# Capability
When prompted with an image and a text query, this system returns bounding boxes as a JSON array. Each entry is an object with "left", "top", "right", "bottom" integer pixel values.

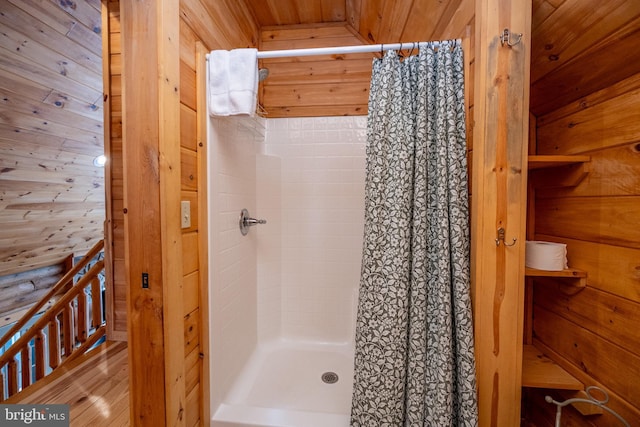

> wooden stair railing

[{"left": 0, "top": 240, "right": 106, "bottom": 401}]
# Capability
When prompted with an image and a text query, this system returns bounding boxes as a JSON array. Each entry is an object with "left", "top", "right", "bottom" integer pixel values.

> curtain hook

[
  {"left": 380, "top": 43, "right": 384, "bottom": 57},
  {"left": 408, "top": 42, "right": 416, "bottom": 57}
]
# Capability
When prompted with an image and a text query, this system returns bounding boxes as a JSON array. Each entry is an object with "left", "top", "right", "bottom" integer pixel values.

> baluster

[
  {"left": 20, "top": 345, "right": 31, "bottom": 389},
  {"left": 7, "top": 359, "right": 18, "bottom": 397},
  {"left": 90, "top": 277, "right": 102, "bottom": 327},
  {"left": 77, "top": 290, "right": 88, "bottom": 343},
  {"left": 48, "top": 318, "right": 61, "bottom": 369},
  {"left": 34, "top": 331, "right": 46, "bottom": 381},
  {"left": 0, "top": 371, "right": 4, "bottom": 402},
  {"left": 63, "top": 303, "right": 74, "bottom": 357}
]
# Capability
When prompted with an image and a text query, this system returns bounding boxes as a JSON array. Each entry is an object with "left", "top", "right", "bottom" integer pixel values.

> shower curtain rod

[{"left": 254, "top": 41, "right": 440, "bottom": 59}]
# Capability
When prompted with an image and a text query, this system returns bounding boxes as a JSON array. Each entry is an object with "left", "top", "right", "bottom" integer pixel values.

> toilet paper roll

[{"left": 525, "top": 241, "right": 568, "bottom": 271}]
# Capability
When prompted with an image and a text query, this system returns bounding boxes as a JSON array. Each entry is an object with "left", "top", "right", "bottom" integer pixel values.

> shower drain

[{"left": 321, "top": 371, "right": 339, "bottom": 384}]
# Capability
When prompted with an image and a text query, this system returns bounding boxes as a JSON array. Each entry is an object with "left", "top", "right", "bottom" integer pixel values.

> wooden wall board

[
  {"left": 185, "top": 345, "right": 200, "bottom": 394},
  {"left": 245, "top": 0, "right": 345, "bottom": 27},
  {"left": 259, "top": 23, "right": 369, "bottom": 117},
  {"left": 533, "top": 234, "right": 640, "bottom": 303},
  {"left": 534, "top": 285, "right": 640, "bottom": 358},
  {"left": 534, "top": 306, "right": 640, "bottom": 411},
  {"left": 402, "top": 0, "right": 464, "bottom": 42},
  {"left": 530, "top": 11, "right": 640, "bottom": 116},
  {"left": 103, "top": 0, "right": 125, "bottom": 342},
  {"left": 536, "top": 72, "right": 640, "bottom": 127},
  {"left": 537, "top": 87, "right": 640, "bottom": 156},
  {"left": 264, "top": 105, "right": 367, "bottom": 117},
  {"left": 535, "top": 196, "right": 640, "bottom": 249},
  {"left": 182, "top": 232, "right": 199, "bottom": 277},
  {"left": 0, "top": 90, "right": 103, "bottom": 135},
  {"left": 180, "top": 60, "right": 197, "bottom": 111},
  {"left": 0, "top": 47, "right": 101, "bottom": 104},
  {"left": 5, "top": 0, "right": 76, "bottom": 36},
  {"left": 184, "top": 308, "right": 199, "bottom": 357},
  {"left": 203, "top": 0, "right": 258, "bottom": 46},
  {"left": 0, "top": 0, "right": 105, "bottom": 278},
  {"left": 0, "top": 69, "right": 51, "bottom": 105},
  {"left": 183, "top": 271, "right": 199, "bottom": 317},
  {"left": 180, "top": 19, "right": 198, "bottom": 70},
  {"left": 185, "top": 384, "right": 200, "bottom": 427},
  {"left": 181, "top": 148, "right": 198, "bottom": 192},
  {"left": 530, "top": 0, "right": 637, "bottom": 83},
  {"left": 180, "top": 104, "right": 198, "bottom": 151},
  {"left": 263, "top": 82, "right": 369, "bottom": 107},
  {"left": 535, "top": 143, "right": 640, "bottom": 199},
  {"left": 261, "top": 59, "right": 372, "bottom": 85},
  {"left": 0, "top": 21, "right": 102, "bottom": 89},
  {"left": 261, "top": 23, "right": 360, "bottom": 41}
]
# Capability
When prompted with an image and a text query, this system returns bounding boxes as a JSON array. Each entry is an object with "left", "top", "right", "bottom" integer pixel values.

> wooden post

[
  {"left": 471, "top": 0, "right": 532, "bottom": 425},
  {"left": 195, "top": 41, "right": 210, "bottom": 427},
  {"left": 48, "top": 318, "right": 60, "bottom": 369},
  {"left": 20, "top": 346, "right": 31, "bottom": 389},
  {"left": 7, "top": 359, "right": 17, "bottom": 397},
  {"left": 34, "top": 331, "right": 45, "bottom": 381},
  {"left": 62, "top": 303, "right": 74, "bottom": 357},
  {"left": 121, "top": 0, "right": 185, "bottom": 425},
  {"left": 91, "top": 277, "right": 102, "bottom": 328}
]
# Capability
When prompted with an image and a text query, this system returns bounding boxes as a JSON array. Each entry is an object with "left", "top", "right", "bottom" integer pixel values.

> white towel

[{"left": 207, "top": 48, "right": 258, "bottom": 116}]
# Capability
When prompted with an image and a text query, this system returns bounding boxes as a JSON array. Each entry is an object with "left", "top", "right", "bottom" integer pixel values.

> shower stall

[{"left": 207, "top": 114, "right": 367, "bottom": 426}]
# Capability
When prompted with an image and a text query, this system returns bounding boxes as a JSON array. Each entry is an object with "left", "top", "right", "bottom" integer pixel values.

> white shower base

[{"left": 212, "top": 339, "right": 354, "bottom": 427}]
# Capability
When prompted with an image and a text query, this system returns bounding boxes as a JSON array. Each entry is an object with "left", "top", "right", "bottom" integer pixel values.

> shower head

[{"left": 258, "top": 68, "right": 269, "bottom": 82}]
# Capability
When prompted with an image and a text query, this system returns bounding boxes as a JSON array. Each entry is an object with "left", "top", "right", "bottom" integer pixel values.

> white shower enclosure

[{"left": 207, "top": 115, "right": 367, "bottom": 426}]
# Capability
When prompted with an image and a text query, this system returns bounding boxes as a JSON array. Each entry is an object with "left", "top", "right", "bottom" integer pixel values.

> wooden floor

[{"left": 6, "top": 340, "right": 130, "bottom": 426}]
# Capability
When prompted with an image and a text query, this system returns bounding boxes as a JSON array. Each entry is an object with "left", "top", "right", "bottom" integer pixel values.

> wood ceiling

[
  {"left": 244, "top": 0, "right": 640, "bottom": 117},
  {"left": 1, "top": 0, "right": 639, "bottom": 278},
  {"left": 244, "top": 0, "right": 466, "bottom": 43}
]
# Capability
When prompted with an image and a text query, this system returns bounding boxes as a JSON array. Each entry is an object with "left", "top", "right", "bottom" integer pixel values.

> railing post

[
  {"left": 20, "top": 345, "right": 31, "bottom": 389},
  {"left": 91, "top": 277, "right": 102, "bottom": 328},
  {"left": 77, "top": 291, "right": 88, "bottom": 343},
  {"left": 35, "top": 331, "right": 45, "bottom": 381},
  {"left": 48, "top": 318, "right": 61, "bottom": 369},
  {"left": 63, "top": 303, "right": 74, "bottom": 357},
  {"left": 7, "top": 359, "right": 18, "bottom": 397}
]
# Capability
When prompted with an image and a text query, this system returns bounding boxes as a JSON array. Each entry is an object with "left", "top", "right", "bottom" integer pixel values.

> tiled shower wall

[
  {"left": 210, "top": 115, "right": 367, "bottom": 407},
  {"left": 264, "top": 116, "right": 367, "bottom": 343},
  {"left": 208, "top": 116, "right": 264, "bottom": 407}
]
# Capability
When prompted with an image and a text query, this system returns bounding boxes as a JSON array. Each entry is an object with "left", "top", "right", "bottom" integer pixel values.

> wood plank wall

[
  {"left": 525, "top": 72, "right": 640, "bottom": 425},
  {"left": 103, "top": 0, "right": 126, "bottom": 341},
  {"left": 259, "top": 23, "right": 370, "bottom": 117},
  {"left": 0, "top": 0, "right": 105, "bottom": 277}
]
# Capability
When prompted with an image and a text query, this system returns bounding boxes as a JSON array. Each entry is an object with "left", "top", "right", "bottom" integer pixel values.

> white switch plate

[{"left": 181, "top": 201, "right": 191, "bottom": 229}]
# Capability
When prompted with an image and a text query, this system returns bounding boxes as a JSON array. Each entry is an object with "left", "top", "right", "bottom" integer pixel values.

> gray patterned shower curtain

[{"left": 350, "top": 40, "right": 478, "bottom": 426}]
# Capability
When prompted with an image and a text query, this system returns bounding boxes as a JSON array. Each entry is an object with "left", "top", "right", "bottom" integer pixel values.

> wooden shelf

[
  {"left": 527, "top": 155, "right": 591, "bottom": 170},
  {"left": 522, "top": 344, "right": 583, "bottom": 390},
  {"left": 525, "top": 267, "right": 587, "bottom": 288},
  {"left": 528, "top": 155, "right": 591, "bottom": 188}
]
